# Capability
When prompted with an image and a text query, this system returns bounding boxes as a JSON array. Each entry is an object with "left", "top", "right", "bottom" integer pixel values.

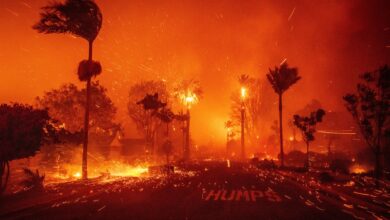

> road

[{"left": 0, "top": 161, "right": 388, "bottom": 220}]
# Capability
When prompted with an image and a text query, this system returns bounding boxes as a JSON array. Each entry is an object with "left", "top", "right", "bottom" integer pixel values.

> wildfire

[
  {"left": 49, "top": 161, "right": 149, "bottom": 182},
  {"left": 240, "top": 87, "right": 247, "bottom": 99},
  {"left": 349, "top": 164, "right": 367, "bottom": 174},
  {"left": 263, "top": 154, "right": 278, "bottom": 161},
  {"left": 73, "top": 172, "right": 81, "bottom": 178},
  {"left": 180, "top": 92, "right": 198, "bottom": 109},
  {"left": 108, "top": 164, "right": 149, "bottom": 177}
]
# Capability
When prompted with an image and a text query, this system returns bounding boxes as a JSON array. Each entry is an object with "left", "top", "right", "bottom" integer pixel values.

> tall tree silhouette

[
  {"left": 128, "top": 80, "right": 169, "bottom": 154},
  {"left": 173, "top": 79, "right": 202, "bottom": 160},
  {"left": 267, "top": 63, "right": 301, "bottom": 167},
  {"left": 293, "top": 109, "right": 325, "bottom": 169},
  {"left": 0, "top": 104, "right": 56, "bottom": 194},
  {"left": 155, "top": 108, "right": 175, "bottom": 165},
  {"left": 343, "top": 65, "right": 390, "bottom": 180},
  {"left": 36, "top": 82, "right": 120, "bottom": 165},
  {"left": 33, "top": 0, "right": 103, "bottom": 179},
  {"left": 230, "top": 76, "right": 274, "bottom": 150}
]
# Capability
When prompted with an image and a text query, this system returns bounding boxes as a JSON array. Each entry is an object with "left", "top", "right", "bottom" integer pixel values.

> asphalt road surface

[{"left": 0, "top": 161, "right": 388, "bottom": 220}]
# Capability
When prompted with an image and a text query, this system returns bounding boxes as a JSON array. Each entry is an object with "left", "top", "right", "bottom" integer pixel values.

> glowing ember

[
  {"left": 263, "top": 154, "right": 278, "bottom": 161},
  {"left": 349, "top": 165, "right": 367, "bottom": 174},
  {"left": 185, "top": 96, "right": 195, "bottom": 104},
  {"left": 240, "top": 87, "right": 247, "bottom": 99},
  {"left": 73, "top": 172, "right": 81, "bottom": 178},
  {"left": 48, "top": 161, "right": 149, "bottom": 182},
  {"left": 180, "top": 92, "right": 198, "bottom": 109},
  {"left": 109, "top": 165, "right": 148, "bottom": 177}
]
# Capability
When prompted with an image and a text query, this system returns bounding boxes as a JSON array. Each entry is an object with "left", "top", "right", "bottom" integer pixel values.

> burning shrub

[{"left": 21, "top": 168, "right": 45, "bottom": 191}]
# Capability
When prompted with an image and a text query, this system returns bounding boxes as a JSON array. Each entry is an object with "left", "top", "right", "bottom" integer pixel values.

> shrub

[{"left": 20, "top": 168, "right": 45, "bottom": 190}]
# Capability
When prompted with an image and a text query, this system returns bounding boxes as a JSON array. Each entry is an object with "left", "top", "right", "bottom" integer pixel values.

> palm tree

[
  {"left": 173, "top": 79, "right": 202, "bottom": 161},
  {"left": 21, "top": 168, "right": 45, "bottom": 191},
  {"left": 33, "top": 0, "right": 103, "bottom": 179},
  {"left": 224, "top": 120, "right": 234, "bottom": 157},
  {"left": 267, "top": 63, "right": 301, "bottom": 167}
]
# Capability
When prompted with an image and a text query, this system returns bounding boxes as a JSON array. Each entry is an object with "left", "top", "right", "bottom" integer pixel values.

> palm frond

[
  {"left": 267, "top": 62, "right": 301, "bottom": 95},
  {"left": 33, "top": 0, "right": 102, "bottom": 42},
  {"left": 21, "top": 168, "right": 45, "bottom": 190}
]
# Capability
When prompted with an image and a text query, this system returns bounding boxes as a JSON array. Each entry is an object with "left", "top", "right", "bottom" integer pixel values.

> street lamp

[
  {"left": 241, "top": 87, "right": 247, "bottom": 99},
  {"left": 240, "top": 86, "right": 247, "bottom": 160},
  {"left": 183, "top": 92, "right": 197, "bottom": 161}
]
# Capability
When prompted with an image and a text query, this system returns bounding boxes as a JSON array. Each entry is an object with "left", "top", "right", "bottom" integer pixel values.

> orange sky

[{"left": 1, "top": 0, "right": 390, "bottom": 144}]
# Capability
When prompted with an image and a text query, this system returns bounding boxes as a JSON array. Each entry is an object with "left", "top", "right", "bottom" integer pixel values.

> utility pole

[
  {"left": 185, "top": 108, "right": 190, "bottom": 160},
  {"left": 240, "top": 87, "right": 247, "bottom": 160},
  {"left": 241, "top": 101, "right": 245, "bottom": 160}
]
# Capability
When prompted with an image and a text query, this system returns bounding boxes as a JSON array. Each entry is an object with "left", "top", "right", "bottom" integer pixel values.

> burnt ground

[{"left": 0, "top": 161, "right": 389, "bottom": 220}]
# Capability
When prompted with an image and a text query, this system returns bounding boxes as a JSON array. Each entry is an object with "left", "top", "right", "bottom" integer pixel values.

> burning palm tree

[
  {"left": 267, "top": 63, "right": 301, "bottom": 167},
  {"left": 33, "top": 0, "right": 103, "bottom": 179},
  {"left": 174, "top": 79, "right": 202, "bottom": 161}
]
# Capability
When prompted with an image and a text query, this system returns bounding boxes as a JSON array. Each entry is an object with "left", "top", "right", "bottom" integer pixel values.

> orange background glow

[{"left": 1, "top": 0, "right": 390, "bottom": 144}]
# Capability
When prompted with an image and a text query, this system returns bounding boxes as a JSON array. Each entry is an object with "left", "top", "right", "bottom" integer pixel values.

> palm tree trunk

[
  {"left": 82, "top": 40, "right": 93, "bottom": 180},
  {"left": 154, "top": 129, "right": 158, "bottom": 155},
  {"left": 375, "top": 124, "right": 382, "bottom": 182},
  {"left": 241, "top": 101, "right": 245, "bottom": 160},
  {"left": 166, "top": 122, "right": 169, "bottom": 136},
  {"left": 166, "top": 122, "right": 170, "bottom": 165},
  {"left": 182, "top": 111, "right": 185, "bottom": 158},
  {"left": 0, "top": 162, "right": 2, "bottom": 194},
  {"left": 376, "top": 118, "right": 383, "bottom": 180},
  {"left": 279, "top": 94, "right": 284, "bottom": 167},
  {"left": 0, "top": 162, "right": 4, "bottom": 193},
  {"left": 306, "top": 142, "right": 310, "bottom": 170},
  {"left": 226, "top": 132, "right": 229, "bottom": 158},
  {"left": 375, "top": 150, "right": 381, "bottom": 180},
  {"left": 185, "top": 108, "right": 190, "bottom": 161},
  {"left": 374, "top": 113, "right": 383, "bottom": 185},
  {"left": 0, "top": 161, "right": 10, "bottom": 194}
]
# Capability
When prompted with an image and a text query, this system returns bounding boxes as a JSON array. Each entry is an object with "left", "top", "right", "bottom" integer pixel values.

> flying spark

[
  {"left": 288, "top": 7, "right": 296, "bottom": 21},
  {"left": 6, "top": 8, "right": 19, "bottom": 17}
]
